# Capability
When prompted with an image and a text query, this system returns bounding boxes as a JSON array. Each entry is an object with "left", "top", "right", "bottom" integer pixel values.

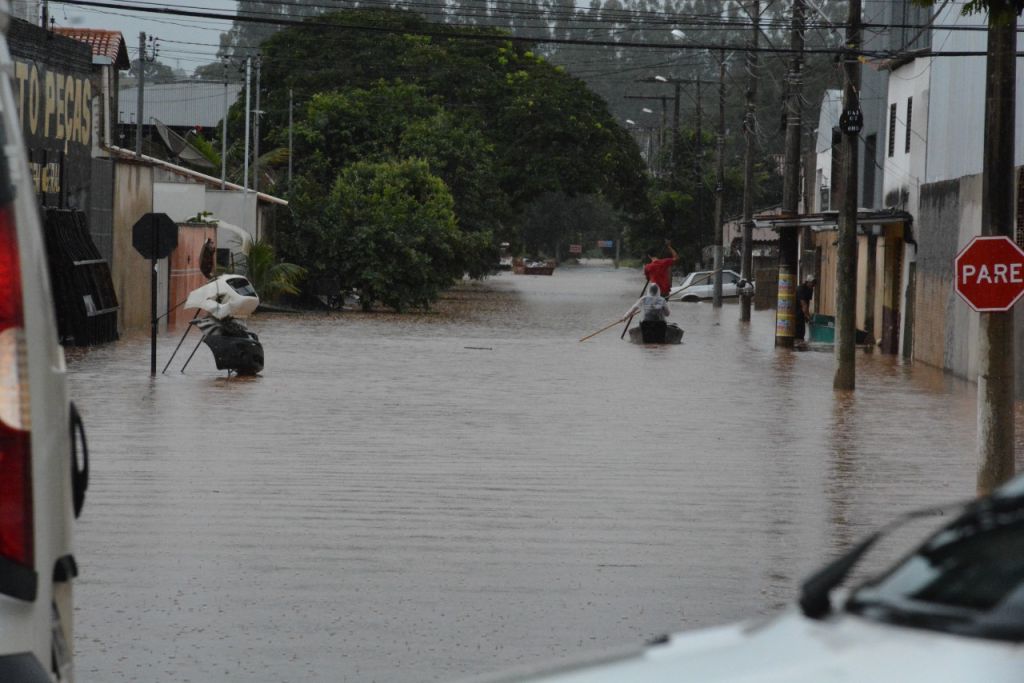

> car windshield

[
  {"left": 227, "top": 277, "right": 257, "bottom": 297},
  {"left": 846, "top": 494, "right": 1024, "bottom": 641}
]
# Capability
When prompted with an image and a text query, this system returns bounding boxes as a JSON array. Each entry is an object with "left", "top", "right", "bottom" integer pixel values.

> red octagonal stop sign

[{"left": 954, "top": 236, "right": 1024, "bottom": 312}]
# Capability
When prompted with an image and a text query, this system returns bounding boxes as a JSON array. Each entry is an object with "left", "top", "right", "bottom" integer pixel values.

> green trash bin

[
  {"left": 808, "top": 314, "right": 835, "bottom": 343},
  {"left": 807, "top": 314, "right": 870, "bottom": 345}
]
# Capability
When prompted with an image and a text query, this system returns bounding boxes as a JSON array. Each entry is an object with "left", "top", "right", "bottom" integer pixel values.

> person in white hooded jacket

[{"left": 625, "top": 282, "right": 671, "bottom": 322}]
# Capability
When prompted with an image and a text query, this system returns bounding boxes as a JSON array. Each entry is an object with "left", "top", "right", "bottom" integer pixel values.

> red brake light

[{"left": 0, "top": 203, "right": 33, "bottom": 573}]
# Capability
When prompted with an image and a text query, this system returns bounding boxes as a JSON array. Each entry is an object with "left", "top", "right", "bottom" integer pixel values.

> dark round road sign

[{"left": 132, "top": 212, "right": 179, "bottom": 260}]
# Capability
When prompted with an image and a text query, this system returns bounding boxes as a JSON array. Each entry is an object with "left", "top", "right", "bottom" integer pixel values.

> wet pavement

[{"left": 66, "top": 260, "right": 1020, "bottom": 682}]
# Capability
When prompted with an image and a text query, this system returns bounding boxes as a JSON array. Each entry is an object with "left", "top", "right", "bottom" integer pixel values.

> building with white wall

[
  {"left": 877, "top": 1, "right": 1024, "bottom": 389},
  {"left": 812, "top": 90, "right": 842, "bottom": 213}
]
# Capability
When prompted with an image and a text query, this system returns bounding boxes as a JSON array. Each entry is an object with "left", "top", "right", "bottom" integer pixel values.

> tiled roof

[{"left": 53, "top": 28, "right": 130, "bottom": 69}]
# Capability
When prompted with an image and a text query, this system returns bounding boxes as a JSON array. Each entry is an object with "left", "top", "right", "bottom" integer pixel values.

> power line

[{"left": 51, "top": 0, "right": 1008, "bottom": 58}]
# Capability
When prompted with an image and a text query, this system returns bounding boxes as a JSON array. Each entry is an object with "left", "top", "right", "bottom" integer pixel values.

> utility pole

[
  {"left": 673, "top": 81, "right": 681, "bottom": 169},
  {"left": 775, "top": 0, "right": 805, "bottom": 347},
  {"left": 221, "top": 59, "right": 228, "bottom": 190},
  {"left": 834, "top": 0, "right": 861, "bottom": 390},
  {"left": 624, "top": 95, "right": 671, "bottom": 174},
  {"left": 977, "top": 6, "right": 1017, "bottom": 494},
  {"left": 288, "top": 88, "right": 294, "bottom": 194},
  {"left": 253, "top": 56, "right": 262, "bottom": 197},
  {"left": 740, "top": 0, "right": 760, "bottom": 322},
  {"left": 639, "top": 76, "right": 714, "bottom": 251},
  {"left": 695, "top": 78, "right": 704, "bottom": 265},
  {"left": 712, "top": 49, "right": 727, "bottom": 308},
  {"left": 135, "top": 32, "right": 146, "bottom": 158},
  {"left": 242, "top": 57, "right": 251, "bottom": 231}
]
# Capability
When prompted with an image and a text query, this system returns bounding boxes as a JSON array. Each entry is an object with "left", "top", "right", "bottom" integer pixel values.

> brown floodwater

[{"left": 66, "top": 260, "right": 1021, "bottom": 682}]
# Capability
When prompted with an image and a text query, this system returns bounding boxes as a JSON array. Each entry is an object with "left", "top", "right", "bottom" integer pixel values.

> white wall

[
  {"left": 204, "top": 190, "right": 260, "bottom": 241},
  {"left": 927, "top": 2, "right": 1024, "bottom": 183},
  {"left": 883, "top": 59, "right": 930, "bottom": 212},
  {"left": 813, "top": 90, "right": 842, "bottom": 212},
  {"left": 153, "top": 181, "right": 207, "bottom": 222}
]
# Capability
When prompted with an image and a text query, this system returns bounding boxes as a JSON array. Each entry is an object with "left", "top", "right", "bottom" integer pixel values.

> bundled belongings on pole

[{"left": 164, "top": 274, "right": 264, "bottom": 375}]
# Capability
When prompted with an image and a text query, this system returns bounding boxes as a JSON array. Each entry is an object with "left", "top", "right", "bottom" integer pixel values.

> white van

[{"left": 0, "top": 4, "right": 88, "bottom": 680}]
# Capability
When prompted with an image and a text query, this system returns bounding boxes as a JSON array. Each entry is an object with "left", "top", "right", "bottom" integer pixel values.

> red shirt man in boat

[{"left": 644, "top": 240, "right": 680, "bottom": 298}]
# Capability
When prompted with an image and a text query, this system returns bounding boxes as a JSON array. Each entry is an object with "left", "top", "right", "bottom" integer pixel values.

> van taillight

[{"left": 0, "top": 203, "right": 33, "bottom": 575}]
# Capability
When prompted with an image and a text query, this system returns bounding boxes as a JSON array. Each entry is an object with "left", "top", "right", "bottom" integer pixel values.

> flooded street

[{"left": 67, "top": 261, "right": 1014, "bottom": 682}]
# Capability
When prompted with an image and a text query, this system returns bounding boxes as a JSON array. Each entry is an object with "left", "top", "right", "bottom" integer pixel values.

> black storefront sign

[{"left": 7, "top": 19, "right": 93, "bottom": 210}]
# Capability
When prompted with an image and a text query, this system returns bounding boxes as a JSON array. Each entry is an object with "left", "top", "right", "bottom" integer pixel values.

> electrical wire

[{"left": 50, "top": 0, "right": 1015, "bottom": 59}]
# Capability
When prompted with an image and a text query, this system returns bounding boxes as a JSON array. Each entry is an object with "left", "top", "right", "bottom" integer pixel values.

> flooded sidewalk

[{"left": 67, "top": 261, "right": 1014, "bottom": 682}]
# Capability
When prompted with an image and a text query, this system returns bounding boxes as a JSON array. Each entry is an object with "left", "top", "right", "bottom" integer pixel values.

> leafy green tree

[
  {"left": 291, "top": 81, "right": 442, "bottom": 188},
  {"left": 290, "top": 159, "right": 465, "bottom": 312},
  {"left": 400, "top": 112, "right": 509, "bottom": 236},
  {"left": 255, "top": 10, "right": 653, "bottom": 229},
  {"left": 223, "top": 8, "right": 657, "bottom": 296},
  {"left": 240, "top": 239, "right": 307, "bottom": 301}
]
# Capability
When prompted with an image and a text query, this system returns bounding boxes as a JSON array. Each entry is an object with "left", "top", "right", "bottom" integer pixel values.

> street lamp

[
  {"left": 642, "top": 107, "right": 654, "bottom": 114},
  {"left": 625, "top": 119, "right": 636, "bottom": 125},
  {"left": 671, "top": 29, "right": 685, "bottom": 40}
]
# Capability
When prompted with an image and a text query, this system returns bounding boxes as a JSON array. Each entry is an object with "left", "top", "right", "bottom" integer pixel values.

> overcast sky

[{"left": 48, "top": 1, "right": 239, "bottom": 74}]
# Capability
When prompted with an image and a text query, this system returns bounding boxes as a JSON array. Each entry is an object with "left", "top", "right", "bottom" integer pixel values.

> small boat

[
  {"left": 184, "top": 274, "right": 264, "bottom": 374},
  {"left": 627, "top": 320, "right": 684, "bottom": 345}
]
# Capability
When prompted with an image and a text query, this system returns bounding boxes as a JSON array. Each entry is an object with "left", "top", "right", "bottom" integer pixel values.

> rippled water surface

[{"left": 67, "top": 261, "right": 1018, "bottom": 682}]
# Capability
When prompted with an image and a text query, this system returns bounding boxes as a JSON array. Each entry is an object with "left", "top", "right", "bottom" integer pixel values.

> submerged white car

[
  {"left": 667, "top": 270, "right": 752, "bottom": 301},
  {"left": 478, "top": 473, "right": 1024, "bottom": 682}
]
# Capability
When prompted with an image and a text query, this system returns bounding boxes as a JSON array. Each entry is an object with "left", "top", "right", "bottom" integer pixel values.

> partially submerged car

[
  {"left": 479, "top": 473, "right": 1024, "bottom": 682},
  {"left": 668, "top": 269, "right": 751, "bottom": 301}
]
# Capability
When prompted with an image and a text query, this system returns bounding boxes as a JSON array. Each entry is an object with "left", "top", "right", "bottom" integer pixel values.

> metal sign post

[{"left": 132, "top": 212, "right": 179, "bottom": 375}]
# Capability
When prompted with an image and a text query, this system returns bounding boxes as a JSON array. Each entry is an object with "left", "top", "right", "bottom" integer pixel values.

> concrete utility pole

[
  {"left": 712, "top": 50, "right": 727, "bottom": 308},
  {"left": 221, "top": 60, "right": 228, "bottom": 190},
  {"left": 834, "top": 0, "right": 861, "bottom": 391},
  {"left": 135, "top": 32, "right": 146, "bottom": 158},
  {"left": 673, "top": 81, "right": 681, "bottom": 168},
  {"left": 695, "top": 78, "right": 703, "bottom": 261},
  {"left": 977, "top": 8, "right": 1017, "bottom": 494},
  {"left": 639, "top": 76, "right": 714, "bottom": 250},
  {"left": 242, "top": 56, "right": 251, "bottom": 229},
  {"left": 624, "top": 95, "right": 671, "bottom": 173},
  {"left": 253, "top": 56, "right": 262, "bottom": 198},
  {"left": 775, "top": 0, "right": 805, "bottom": 347},
  {"left": 740, "top": 0, "right": 761, "bottom": 322},
  {"left": 288, "top": 88, "right": 294, "bottom": 195}
]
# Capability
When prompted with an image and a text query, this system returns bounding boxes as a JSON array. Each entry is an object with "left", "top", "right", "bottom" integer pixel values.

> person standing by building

[
  {"left": 644, "top": 240, "right": 680, "bottom": 298},
  {"left": 795, "top": 274, "right": 815, "bottom": 345}
]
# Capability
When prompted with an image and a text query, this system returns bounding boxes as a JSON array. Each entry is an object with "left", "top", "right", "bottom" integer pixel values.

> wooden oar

[
  {"left": 579, "top": 317, "right": 627, "bottom": 343},
  {"left": 619, "top": 311, "right": 637, "bottom": 339}
]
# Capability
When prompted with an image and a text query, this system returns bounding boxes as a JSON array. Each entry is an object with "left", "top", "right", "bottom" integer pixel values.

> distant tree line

[{"left": 175, "top": 1, "right": 849, "bottom": 307}]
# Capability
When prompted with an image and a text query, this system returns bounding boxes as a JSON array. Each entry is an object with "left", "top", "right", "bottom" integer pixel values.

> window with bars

[
  {"left": 888, "top": 103, "right": 897, "bottom": 157},
  {"left": 906, "top": 97, "right": 913, "bottom": 154}
]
